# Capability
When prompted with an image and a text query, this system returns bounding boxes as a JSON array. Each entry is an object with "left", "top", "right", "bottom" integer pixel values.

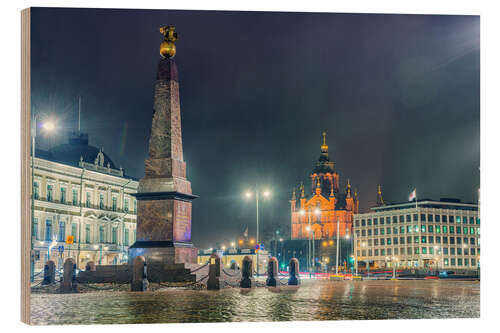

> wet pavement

[{"left": 30, "top": 279, "right": 479, "bottom": 325}]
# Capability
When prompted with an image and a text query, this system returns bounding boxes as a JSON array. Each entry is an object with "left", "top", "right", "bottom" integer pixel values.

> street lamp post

[
  {"left": 301, "top": 208, "right": 320, "bottom": 276},
  {"left": 305, "top": 224, "right": 311, "bottom": 274},
  {"left": 434, "top": 246, "right": 441, "bottom": 273},
  {"left": 30, "top": 116, "right": 55, "bottom": 282},
  {"left": 338, "top": 234, "right": 350, "bottom": 274},
  {"left": 245, "top": 187, "right": 270, "bottom": 276},
  {"left": 392, "top": 256, "right": 398, "bottom": 279}
]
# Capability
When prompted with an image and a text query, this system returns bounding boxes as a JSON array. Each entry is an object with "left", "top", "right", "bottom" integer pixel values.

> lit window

[
  {"left": 99, "top": 226, "right": 105, "bottom": 243},
  {"left": 33, "top": 182, "right": 39, "bottom": 199},
  {"left": 72, "top": 189, "right": 78, "bottom": 205},
  {"left": 71, "top": 223, "right": 77, "bottom": 239},
  {"left": 85, "top": 224, "right": 91, "bottom": 243},
  {"left": 58, "top": 221, "right": 65, "bottom": 242},
  {"left": 47, "top": 185, "right": 53, "bottom": 202},
  {"left": 45, "top": 219, "right": 52, "bottom": 241},
  {"left": 60, "top": 187, "right": 66, "bottom": 203},
  {"left": 32, "top": 218, "right": 38, "bottom": 239}
]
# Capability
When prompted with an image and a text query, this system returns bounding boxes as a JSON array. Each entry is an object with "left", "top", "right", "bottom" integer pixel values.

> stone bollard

[
  {"left": 131, "top": 256, "right": 149, "bottom": 292},
  {"left": 60, "top": 258, "right": 78, "bottom": 293},
  {"left": 42, "top": 260, "right": 56, "bottom": 285},
  {"left": 240, "top": 255, "right": 255, "bottom": 288},
  {"left": 266, "top": 257, "right": 279, "bottom": 287},
  {"left": 85, "top": 261, "right": 96, "bottom": 271},
  {"left": 207, "top": 252, "right": 222, "bottom": 290},
  {"left": 288, "top": 258, "right": 301, "bottom": 285}
]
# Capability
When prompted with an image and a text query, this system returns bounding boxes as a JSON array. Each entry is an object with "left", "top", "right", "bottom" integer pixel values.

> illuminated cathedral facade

[{"left": 290, "top": 133, "right": 359, "bottom": 240}]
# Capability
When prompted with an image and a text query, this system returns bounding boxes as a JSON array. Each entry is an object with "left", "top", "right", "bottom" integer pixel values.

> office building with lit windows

[{"left": 353, "top": 198, "right": 479, "bottom": 271}]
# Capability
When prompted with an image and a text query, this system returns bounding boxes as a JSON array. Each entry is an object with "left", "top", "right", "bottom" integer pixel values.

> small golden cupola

[
  {"left": 315, "top": 177, "right": 322, "bottom": 195},
  {"left": 346, "top": 179, "right": 352, "bottom": 198},
  {"left": 320, "top": 131, "right": 329, "bottom": 156}
]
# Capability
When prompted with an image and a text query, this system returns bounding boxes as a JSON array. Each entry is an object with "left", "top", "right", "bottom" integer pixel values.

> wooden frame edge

[{"left": 21, "top": 7, "right": 31, "bottom": 325}]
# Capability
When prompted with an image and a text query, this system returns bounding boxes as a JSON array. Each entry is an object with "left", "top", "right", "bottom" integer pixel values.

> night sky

[{"left": 30, "top": 8, "right": 480, "bottom": 248}]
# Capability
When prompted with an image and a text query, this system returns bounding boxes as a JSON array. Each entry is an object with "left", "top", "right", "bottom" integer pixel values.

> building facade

[
  {"left": 198, "top": 248, "right": 269, "bottom": 273},
  {"left": 353, "top": 199, "right": 480, "bottom": 271},
  {"left": 290, "top": 132, "right": 359, "bottom": 240},
  {"left": 31, "top": 132, "right": 138, "bottom": 270}
]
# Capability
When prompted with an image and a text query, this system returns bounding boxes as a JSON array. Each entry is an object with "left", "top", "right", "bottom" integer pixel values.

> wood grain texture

[{"left": 20, "top": 7, "right": 31, "bottom": 325}]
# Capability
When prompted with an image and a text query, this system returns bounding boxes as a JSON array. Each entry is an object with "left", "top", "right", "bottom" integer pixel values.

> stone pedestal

[
  {"left": 207, "top": 253, "right": 222, "bottom": 290},
  {"left": 60, "top": 258, "right": 77, "bottom": 293},
  {"left": 42, "top": 260, "right": 55, "bottom": 285}
]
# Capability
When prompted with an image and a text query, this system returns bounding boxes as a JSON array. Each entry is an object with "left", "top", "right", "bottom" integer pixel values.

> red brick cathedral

[{"left": 290, "top": 132, "right": 359, "bottom": 240}]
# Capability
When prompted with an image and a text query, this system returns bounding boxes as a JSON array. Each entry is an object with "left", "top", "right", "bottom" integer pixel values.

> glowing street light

[
  {"left": 30, "top": 115, "right": 57, "bottom": 282},
  {"left": 42, "top": 121, "right": 55, "bottom": 131}
]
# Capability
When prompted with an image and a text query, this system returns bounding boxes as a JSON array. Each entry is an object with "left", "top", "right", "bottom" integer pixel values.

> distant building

[
  {"left": 289, "top": 132, "right": 359, "bottom": 240},
  {"left": 31, "top": 132, "right": 138, "bottom": 270},
  {"left": 271, "top": 238, "right": 352, "bottom": 273},
  {"left": 353, "top": 198, "right": 480, "bottom": 271},
  {"left": 197, "top": 248, "right": 269, "bottom": 273}
]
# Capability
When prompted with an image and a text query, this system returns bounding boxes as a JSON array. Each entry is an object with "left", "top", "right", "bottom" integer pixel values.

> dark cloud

[{"left": 31, "top": 8, "right": 480, "bottom": 248}]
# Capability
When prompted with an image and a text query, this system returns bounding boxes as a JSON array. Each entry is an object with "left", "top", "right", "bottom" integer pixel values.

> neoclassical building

[
  {"left": 31, "top": 132, "right": 138, "bottom": 270},
  {"left": 290, "top": 133, "right": 359, "bottom": 240}
]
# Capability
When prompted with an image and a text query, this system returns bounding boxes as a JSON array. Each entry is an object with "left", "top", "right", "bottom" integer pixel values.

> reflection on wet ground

[{"left": 30, "top": 280, "right": 479, "bottom": 325}]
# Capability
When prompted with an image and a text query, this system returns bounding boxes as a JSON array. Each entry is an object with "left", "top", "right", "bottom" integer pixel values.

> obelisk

[{"left": 129, "top": 26, "right": 198, "bottom": 266}]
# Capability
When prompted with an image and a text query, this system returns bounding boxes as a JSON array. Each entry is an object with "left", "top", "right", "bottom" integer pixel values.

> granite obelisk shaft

[{"left": 129, "top": 58, "right": 198, "bottom": 265}]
